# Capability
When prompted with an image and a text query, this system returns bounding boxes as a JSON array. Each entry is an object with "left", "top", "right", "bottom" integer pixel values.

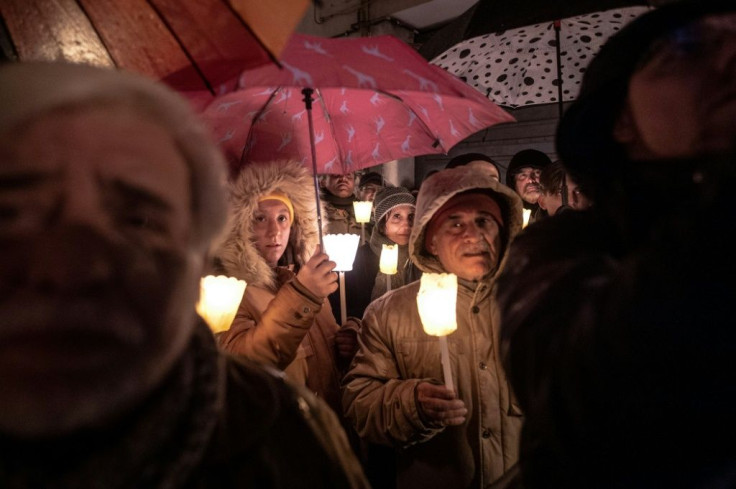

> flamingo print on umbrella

[{"left": 200, "top": 33, "right": 515, "bottom": 177}]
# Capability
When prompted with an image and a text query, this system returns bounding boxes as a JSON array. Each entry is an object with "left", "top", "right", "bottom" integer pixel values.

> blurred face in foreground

[
  {"left": 615, "top": 14, "right": 736, "bottom": 159},
  {"left": 0, "top": 105, "right": 201, "bottom": 438},
  {"left": 252, "top": 199, "right": 292, "bottom": 267},
  {"left": 426, "top": 193, "right": 503, "bottom": 281}
]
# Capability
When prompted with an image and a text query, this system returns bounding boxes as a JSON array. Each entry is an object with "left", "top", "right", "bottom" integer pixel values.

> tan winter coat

[
  {"left": 216, "top": 160, "right": 342, "bottom": 415},
  {"left": 342, "top": 166, "right": 524, "bottom": 489}
]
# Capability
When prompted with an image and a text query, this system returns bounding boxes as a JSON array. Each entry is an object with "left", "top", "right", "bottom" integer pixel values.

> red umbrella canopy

[
  {"left": 199, "top": 33, "right": 515, "bottom": 176},
  {"left": 0, "top": 0, "right": 309, "bottom": 105}
]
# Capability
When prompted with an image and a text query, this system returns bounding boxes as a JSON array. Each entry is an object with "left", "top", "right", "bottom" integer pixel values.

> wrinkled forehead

[
  {"left": 1, "top": 105, "right": 190, "bottom": 208},
  {"left": 328, "top": 172, "right": 354, "bottom": 180}
]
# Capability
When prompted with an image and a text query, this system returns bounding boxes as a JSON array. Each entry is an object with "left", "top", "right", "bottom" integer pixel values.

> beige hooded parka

[
  {"left": 342, "top": 165, "right": 524, "bottom": 489},
  {"left": 216, "top": 160, "right": 343, "bottom": 415}
]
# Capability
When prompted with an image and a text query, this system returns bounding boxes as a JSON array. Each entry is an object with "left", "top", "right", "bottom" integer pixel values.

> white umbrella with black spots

[{"left": 432, "top": 6, "right": 651, "bottom": 115}]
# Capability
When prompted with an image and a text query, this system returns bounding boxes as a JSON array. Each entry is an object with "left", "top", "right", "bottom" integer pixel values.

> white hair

[{"left": 0, "top": 61, "right": 227, "bottom": 251}]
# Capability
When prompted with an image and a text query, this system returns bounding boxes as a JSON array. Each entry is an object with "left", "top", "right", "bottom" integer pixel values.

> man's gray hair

[{"left": 0, "top": 61, "right": 227, "bottom": 251}]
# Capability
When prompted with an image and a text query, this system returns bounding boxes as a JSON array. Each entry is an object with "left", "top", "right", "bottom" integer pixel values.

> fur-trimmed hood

[
  {"left": 216, "top": 160, "right": 319, "bottom": 292},
  {"left": 410, "top": 165, "right": 524, "bottom": 277}
]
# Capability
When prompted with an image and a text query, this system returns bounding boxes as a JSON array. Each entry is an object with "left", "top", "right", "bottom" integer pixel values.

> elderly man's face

[
  {"left": 426, "top": 193, "right": 502, "bottom": 281},
  {"left": 322, "top": 173, "right": 356, "bottom": 198},
  {"left": 616, "top": 14, "right": 736, "bottom": 159},
  {"left": 0, "top": 106, "right": 200, "bottom": 437},
  {"left": 513, "top": 167, "right": 542, "bottom": 204}
]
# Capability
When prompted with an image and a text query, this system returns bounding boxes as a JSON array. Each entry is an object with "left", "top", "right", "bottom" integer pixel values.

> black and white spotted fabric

[{"left": 432, "top": 7, "right": 651, "bottom": 108}]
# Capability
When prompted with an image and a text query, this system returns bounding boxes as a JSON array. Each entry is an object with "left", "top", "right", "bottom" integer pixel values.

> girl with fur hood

[{"left": 216, "top": 160, "right": 358, "bottom": 419}]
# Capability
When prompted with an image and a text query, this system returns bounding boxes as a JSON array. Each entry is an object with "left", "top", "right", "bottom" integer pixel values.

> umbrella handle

[
  {"left": 302, "top": 87, "right": 324, "bottom": 248},
  {"left": 554, "top": 20, "right": 564, "bottom": 119}
]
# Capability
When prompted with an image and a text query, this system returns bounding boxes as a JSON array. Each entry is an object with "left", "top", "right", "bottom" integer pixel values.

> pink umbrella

[{"left": 199, "top": 33, "right": 515, "bottom": 177}]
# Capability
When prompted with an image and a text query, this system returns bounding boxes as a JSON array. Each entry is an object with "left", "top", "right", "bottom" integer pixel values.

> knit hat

[
  {"left": 358, "top": 171, "right": 383, "bottom": 188},
  {"left": 373, "top": 186, "right": 416, "bottom": 225},
  {"left": 556, "top": 0, "right": 736, "bottom": 196},
  {"left": 505, "top": 149, "right": 552, "bottom": 187}
]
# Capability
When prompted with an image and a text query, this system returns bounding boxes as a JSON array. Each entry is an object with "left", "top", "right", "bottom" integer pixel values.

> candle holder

[
  {"left": 417, "top": 273, "right": 458, "bottom": 392},
  {"left": 196, "top": 275, "right": 247, "bottom": 333},
  {"left": 379, "top": 243, "right": 398, "bottom": 292},
  {"left": 353, "top": 200, "right": 373, "bottom": 245},
  {"left": 322, "top": 233, "right": 360, "bottom": 325}
]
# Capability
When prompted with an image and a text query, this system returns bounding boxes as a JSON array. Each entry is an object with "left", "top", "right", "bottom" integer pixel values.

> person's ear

[
  {"left": 612, "top": 104, "right": 638, "bottom": 145},
  {"left": 426, "top": 234, "right": 437, "bottom": 255},
  {"left": 537, "top": 193, "right": 548, "bottom": 211}
]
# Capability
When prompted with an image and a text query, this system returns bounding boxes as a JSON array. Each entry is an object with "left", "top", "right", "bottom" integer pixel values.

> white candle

[
  {"left": 417, "top": 273, "right": 458, "bottom": 391},
  {"left": 322, "top": 233, "right": 361, "bottom": 272},
  {"left": 323, "top": 233, "right": 361, "bottom": 325},
  {"left": 417, "top": 273, "right": 458, "bottom": 336},
  {"left": 522, "top": 208, "right": 531, "bottom": 228},
  {"left": 353, "top": 200, "right": 373, "bottom": 224},
  {"left": 196, "top": 275, "right": 247, "bottom": 333},
  {"left": 379, "top": 244, "right": 398, "bottom": 275}
]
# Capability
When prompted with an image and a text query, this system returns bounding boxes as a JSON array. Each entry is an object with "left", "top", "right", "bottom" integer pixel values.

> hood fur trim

[{"left": 216, "top": 160, "right": 319, "bottom": 291}]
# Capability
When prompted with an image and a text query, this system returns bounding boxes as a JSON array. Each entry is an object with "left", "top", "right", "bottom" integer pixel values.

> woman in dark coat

[{"left": 343, "top": 186, "right": 421, "bottom": 321}]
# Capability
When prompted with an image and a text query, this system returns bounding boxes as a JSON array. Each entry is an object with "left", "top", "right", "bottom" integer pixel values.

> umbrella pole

[
  {"left": 554, "top": 20, "right": 564, "bottom": 119},
  {"left": 302, "top": 87, "right": 324, "bottom": 248}
]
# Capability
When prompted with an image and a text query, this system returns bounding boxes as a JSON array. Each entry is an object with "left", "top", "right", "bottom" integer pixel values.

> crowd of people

[{"left": 0, "top": 1, "right": 734, "bottom": 488}]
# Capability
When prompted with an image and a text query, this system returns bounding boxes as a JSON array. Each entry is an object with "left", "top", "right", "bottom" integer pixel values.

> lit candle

[
  {"left": 380, "top": 243, "right": 399, "bottom": 292},
  {"left": 196, "top": 275, "right": 247, "bottom": 333},
  {"left": 522, "top": 208, "right": 531, "bottom": 228},
  {"left": 353, "top": 201, "right": 373, "bottom": 224},
  {"left": 322, "top": 233, "right": 361, "bottom": 325},
  {"left": 380, "top": 244, "right": 398, "bottom": 274},
  {"left": 417, "top": 273, "right": 458, "bottom": 391},
  {"left": 353, "top": 200, "right": 373, "bottom": 245}
]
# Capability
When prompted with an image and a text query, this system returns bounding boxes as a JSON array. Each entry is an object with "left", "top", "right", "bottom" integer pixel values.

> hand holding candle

[
  {"left": 196, "top": 275, "right": 247, "bottom": 333},
  {"left": 417, "top": 273, "right": 458, "bottom": 392}
]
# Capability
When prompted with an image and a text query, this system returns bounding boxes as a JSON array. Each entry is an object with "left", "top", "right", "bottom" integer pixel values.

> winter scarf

[{"left": 0, "top": 323, "right": 221, "bottom": 489}]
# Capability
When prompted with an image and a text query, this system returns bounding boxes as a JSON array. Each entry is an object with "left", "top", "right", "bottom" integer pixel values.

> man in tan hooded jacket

[{"left": 342, "top": 165, "right": 524, "bottom": 489}]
